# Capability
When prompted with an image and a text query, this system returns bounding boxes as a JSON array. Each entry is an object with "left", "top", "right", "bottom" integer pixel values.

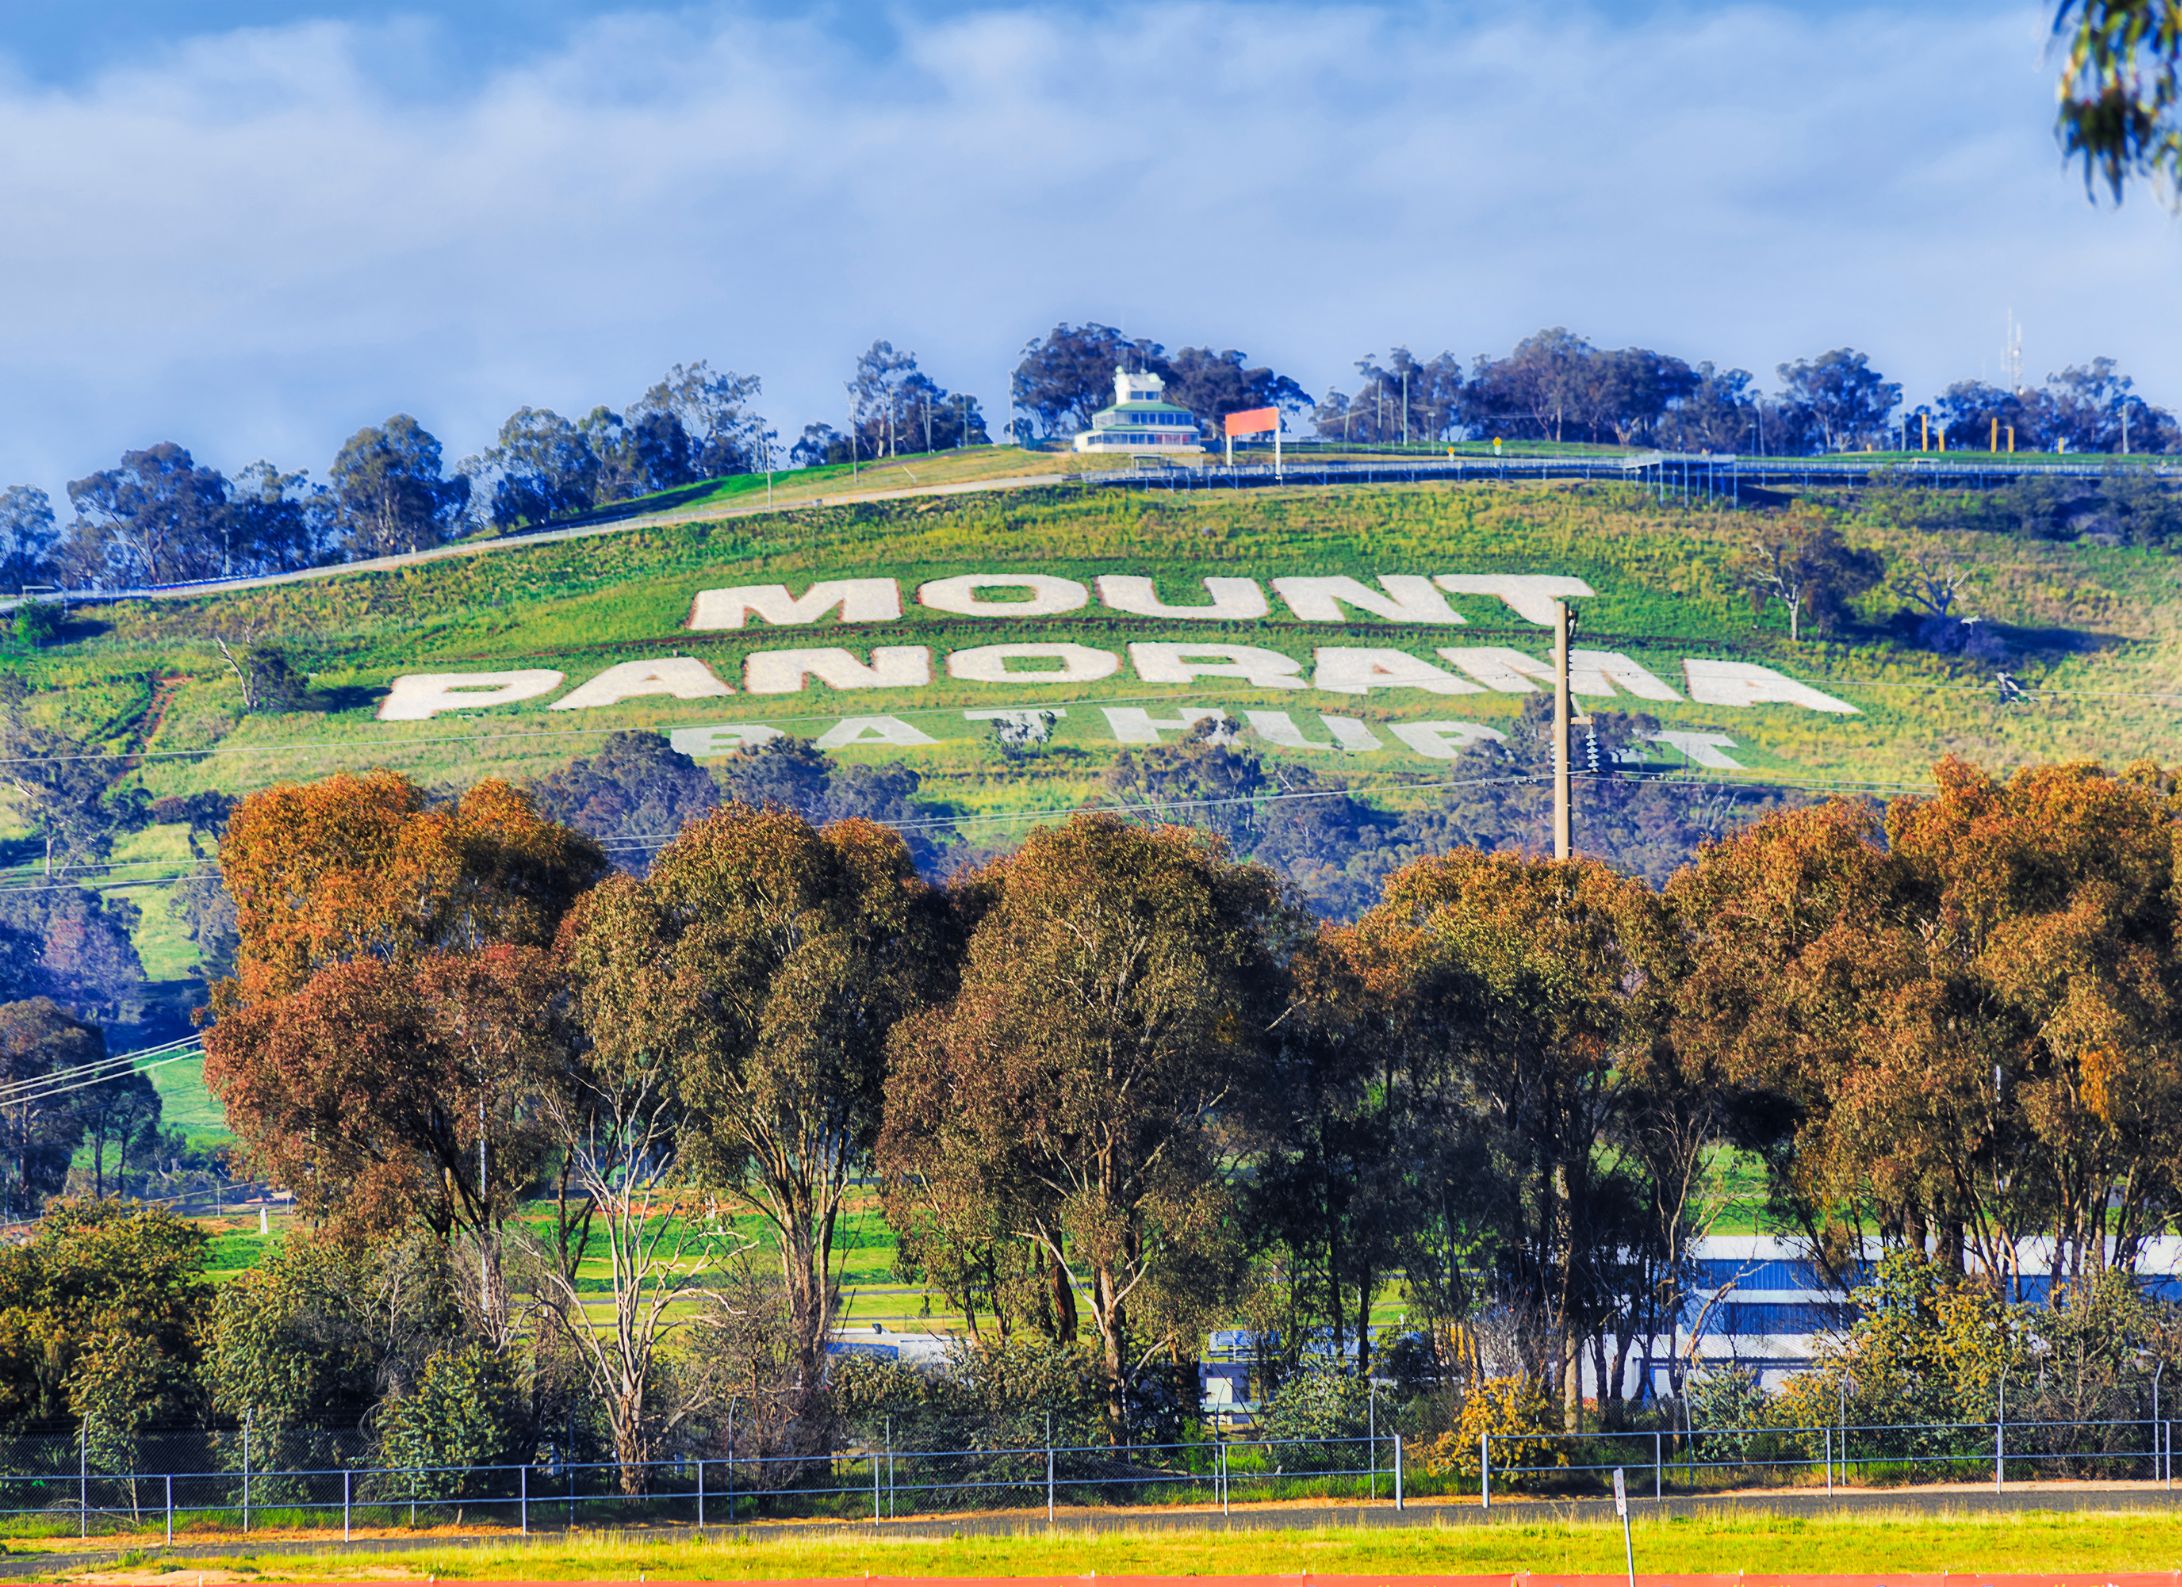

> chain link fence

[
  {"left": 4, "top": 1410, "right": 2180, "bottom": 1543},
  {"left": 0, "top": 1426, "right": 1410, "bottom": 1540},
  {"left": 1476, "top": 1415, "right": 2178, "bottom": 1505}
]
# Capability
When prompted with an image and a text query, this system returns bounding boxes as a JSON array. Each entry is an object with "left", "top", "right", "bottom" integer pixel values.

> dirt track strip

[{"left": 188, "top": 1578, "right": 2182, "bottom": 1587}]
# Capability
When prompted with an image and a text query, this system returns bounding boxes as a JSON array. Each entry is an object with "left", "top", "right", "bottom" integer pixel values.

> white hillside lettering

[
  {"left": 1271, "top": 575, "right": 1466, "bottom": 624},
  {"left": 1312, "top": 648, "right": 1483, "bottom": 696},
  {"left": 1096, "top": 575, "right": 1270, "bottom": 620},
  {"left": 1432, "top": 575, "right": 1596, "bottom": 625},
  {"left": 1437, "top": 646, "right": 1681, "bottom": 701},
  {"left": 687, "top": 578, "right": 901, "bottom": 630},
  {"left": 377, "top": 669, "right": 565, "bottom": 721},
  {"left": 947, "top": 643, "right": 1120, "bottom": 684},
  {"left": 1683, "top": 659, "right": 1859, "bottom": 714},
  {"left": 1244, "top": 712, "right": 1382, "bottom": 752},
  {"left": 1128, "top": 643, "right": 1307, "bottom": 689},
  {"left": 550, "top": 657, "right": 733, "bottom": 711},
  {"left": 917, "top": 574, "right": 1089, "bottom": 616},
  {"left": 743, "top": 646, "right": 932, "bottom": 694}
]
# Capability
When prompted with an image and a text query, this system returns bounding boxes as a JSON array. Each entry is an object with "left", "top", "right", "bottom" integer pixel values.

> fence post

[
  {"left": 871, "top": 1444, "right": 881, "bottom": 1525},
  {"left": 696, "top": 1458, "right": 704, "bottom": 1530},
  {"left": 520, "top": 1463, "right": 528, "bottom": 1535},
  {"left": 1480, "top": 1431, "right": 1490, "bottom": 1509},
  {"left": 78, "top": 1420, "right": 87, "bottom": 1538},
  {"left": 1653, "top": 1430, "right": 1662, "bottom": 1501},
  {"left": 242, "top": 1412, "right": 252, "bottom": 1535},
  {"left": 343, "top": 1469, "right": 351, "bottom": 1541},
  {"left": 165, "top": 1474, "right": 173, "bottom": 1546},
  {"left": 1219, "top": 1437, "right": 1229, "bottom": 1518},
  {"left": 1394, "top": 1432, "right": 1404, "bottom": 1512},
  {"left": 1995, "top": 1377, "right": 2006, "bottom": 1493},
  {"left": 1045, "top": 1413, "right": 1055, "bottom": 1524},
  {"left": 1824, "top": 1426, "right": 1832, "bottom": 1495}
]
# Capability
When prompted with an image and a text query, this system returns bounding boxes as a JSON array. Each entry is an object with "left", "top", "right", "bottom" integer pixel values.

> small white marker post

[{"left": 1614, "top": 1467, "right": 1635, "bottom": 1587}]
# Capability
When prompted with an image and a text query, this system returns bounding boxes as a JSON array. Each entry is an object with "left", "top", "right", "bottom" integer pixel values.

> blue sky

[{"left": 0, "top": 1, "right": 2175, "bottom": 500}]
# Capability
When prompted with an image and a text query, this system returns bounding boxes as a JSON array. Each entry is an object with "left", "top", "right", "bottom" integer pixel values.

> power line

[
  {"left": 0, "top": 1037, "right": 203, "bottom": 1108},
  {"left": 0, "top": 1033, "right": 200, "bottom": 1099},
  {"left": 0, "top": 1049, "right": 203, "bottom": 1108},
  {"left": 0, "top": 771, "right": 1557, "bottom": 898}
]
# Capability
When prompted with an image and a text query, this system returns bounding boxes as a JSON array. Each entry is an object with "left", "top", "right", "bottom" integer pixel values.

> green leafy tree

[
  {"left": 528, "top": 731, "right": 719, "bottom": 870},
  {"left": 75, "top": 1066, "right": 161, "bottom": 1198},
  {"left": 479, "top": 406, "right": 600, "bottom": 529},
  {"left": 1673, "top": 761, "right": 2182, "bottom": 1292},
  {"left": 0, "top": 485, "right": 59, "bottom": 589},
  {"left": 1349, "top": 849, "right": 1674, "bottom": 1428},
  {"left": 59, "top": 443, "right": 230, "bottom": 588},
  {"left": 882, "top": 814, "right": 1288, "bottom": 1437},
  {"left": 564, "top": 804, "right": 952, "bottom": 1411},
  {"left": 1787, "top": 1251, "right": 2028, "bottom": 1453},
  {"left": 1243, "top": 926, "right": 1404, "bottom": 1374},
  {"left": 0, "top": 679, "right": 150, "bottom": 879},
  {"left": 630, "top": 361, "right": 766, "bottom": 478},
  {"left": 205, "top": 1230, "right": 460, "bottom": 1438},
  {"left": 0, "top": 1199, "right": 206, "bottom": 1434},
  {"left": 1159, "top": 346, "right": 1311, "bottom": 430},
  {"left": 12, "top": 600, "right": 63, "bottom": 647},
  {"left": 0, "top": 998, "right": 101, "bottom": 1218},
  {"left": 1012, "top": 323, "right": 1165, "bottom": 436},
  {"left": 1728, "top": 508, "right": 1884, "bottom": 641},
  {"left": 1257, "top": 1367, "right": 1371, "bottom": 1445},
  {"left": 329, "top": 415, "right": 471, "bottom": 557},
  {"left": 213, "top": 639, "right": 309, "bottom": 714},
  {"left": 1777, "top": 349, "right": 1901, "bottom": 452},
  {"left": 372, "top": 1344, "right": 524, "bottom": 1499},
  {"left": 846, "top": 341, "right": 987, "bottom": 458},
  {"left": 2054, "top": 0, "right": 2182, "bottom": 201}
]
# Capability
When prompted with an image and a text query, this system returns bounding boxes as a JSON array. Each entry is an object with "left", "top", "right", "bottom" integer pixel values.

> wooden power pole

[{"left": 1552, "top": 598, "right": 1575, "bottom": 860}]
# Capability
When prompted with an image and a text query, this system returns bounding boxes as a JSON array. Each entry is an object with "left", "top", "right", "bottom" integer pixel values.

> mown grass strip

[{"left": 81, "top": 1504, "right": 2182, "bottom": 1581}]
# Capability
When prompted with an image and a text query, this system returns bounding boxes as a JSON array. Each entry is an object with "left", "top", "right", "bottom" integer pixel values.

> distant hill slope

[{"left": 6, "top": 477, "right": 2169, "bottom": 834}]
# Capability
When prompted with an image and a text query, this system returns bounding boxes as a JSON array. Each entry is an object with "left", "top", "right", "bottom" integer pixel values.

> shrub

[
  {"left": 371, "top": 1344, "right": 524, "bottom": 1499},
  {"left": 1417, "top": 1373, "right": 1565, "bottom": 1485},
  {"left": 1686, "top": 1364, "right": 1776, "bottom": 1463},
  {"left": 12, "top": 600, "right": 60, "bottom": 647},
  {"left": 828, "top": 1337, "right": 1107, "bottom": 1453},
  {"left": 1257, "top": 1367, "right": 1370, "bottom": 1445}
]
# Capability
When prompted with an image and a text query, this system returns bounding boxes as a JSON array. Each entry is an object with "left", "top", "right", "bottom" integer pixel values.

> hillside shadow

[
  {"left": 516, "top": 480, "right": 726, "bottom": 535},
  {"left": 304, "top": 682, "right": 379, "bottom": 715},
  {"left": 1991, "top": 622, "right": 2122, "bottom": 660}
]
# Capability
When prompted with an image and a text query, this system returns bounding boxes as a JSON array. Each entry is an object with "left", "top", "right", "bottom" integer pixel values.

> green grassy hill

[
  {"left": 12, "top": 470, "right": 2168, "bottom": 1311},
  {"left": 13, "top": 477, "right": 2175, "bottom": 828}
]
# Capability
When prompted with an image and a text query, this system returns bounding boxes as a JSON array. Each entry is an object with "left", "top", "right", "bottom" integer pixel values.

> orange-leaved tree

[
  {"left": 1348, "top": 847, "right": 1675, "bottom": 1430},
  {"left": 203, "top": 772, "right": 603, "bottom": 1341},
  {"left": 1670, "top": 758, "right": 2182, "bottom": 1295},
  {"left": 213, "top": 770, "right": 602, "bottom": 1009}
]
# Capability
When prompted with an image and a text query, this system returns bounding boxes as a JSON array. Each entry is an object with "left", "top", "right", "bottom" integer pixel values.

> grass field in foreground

[{"left": 93, "top": 1507, "right": 2182, "bottom": 1581}]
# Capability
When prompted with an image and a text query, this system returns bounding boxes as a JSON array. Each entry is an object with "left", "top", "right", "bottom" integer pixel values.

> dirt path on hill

[{"left": 13, "top": 470, "right": 1072, "bottom": 615}]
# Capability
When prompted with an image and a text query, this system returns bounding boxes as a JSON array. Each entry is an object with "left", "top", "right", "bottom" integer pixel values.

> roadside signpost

[{"left": 1613, "top": 1466, "right": 1635, "bottom": 1587}]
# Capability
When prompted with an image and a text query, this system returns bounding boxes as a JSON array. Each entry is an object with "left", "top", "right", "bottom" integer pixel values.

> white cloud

[{"left": 0, "top": 2, "right": 2173, "bottom": 498}]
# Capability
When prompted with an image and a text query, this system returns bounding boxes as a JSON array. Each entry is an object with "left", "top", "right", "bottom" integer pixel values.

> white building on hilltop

[{"left": 1072, "top": 366, "right": 1204, "bottom": 455}]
